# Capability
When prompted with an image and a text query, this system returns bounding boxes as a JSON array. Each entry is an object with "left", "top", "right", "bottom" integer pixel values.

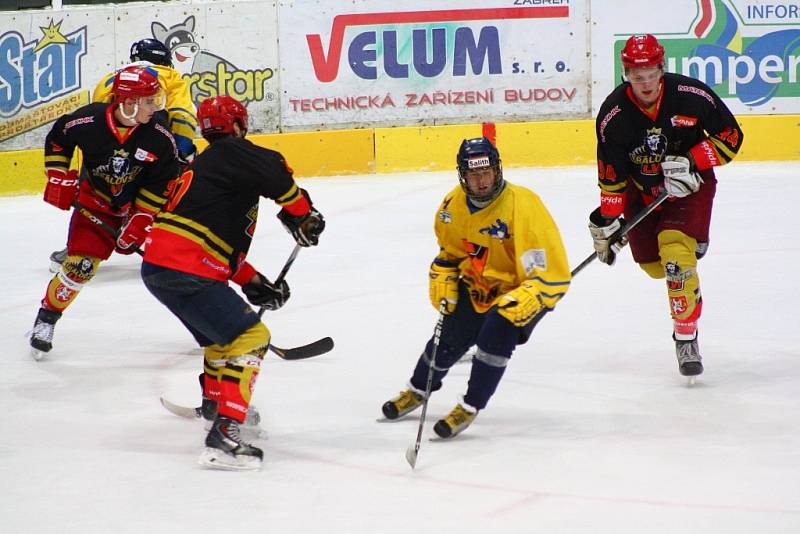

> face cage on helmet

[{"left": 458, "top": 163, "right": 504, "bottom": 204}]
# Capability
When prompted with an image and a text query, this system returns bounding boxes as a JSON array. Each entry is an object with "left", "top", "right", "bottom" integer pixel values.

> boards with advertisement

[
  {"left": 592, "top": 0, "right": 800, "bottom": 115},
  {"left": 0, "top": 2, "right": 281, "bottom": 151},
  {"left": 277, "top": 0, "right": 587, "bottom": 130}
]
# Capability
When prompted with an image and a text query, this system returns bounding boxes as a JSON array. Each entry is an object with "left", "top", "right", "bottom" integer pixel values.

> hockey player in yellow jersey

[
  {"left": 381, "top": 137, "right": 571, "bottom": 438},
  {"left": 93, "top": 38, "right": 197, "bottom": 160}
]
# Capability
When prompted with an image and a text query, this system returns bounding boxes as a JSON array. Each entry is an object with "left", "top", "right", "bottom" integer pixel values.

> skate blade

[
  {"left": 30, "top": 348, "right": 46, "bottom": 361},
  {"left": 198, "top": 448, "right": 261, "bottom": 471},
  {"left": 376, "top": 416, "right": 408, "bottom": 423},
  {"left": 405, "top": 444, "right": 418, "bottom": 469}
]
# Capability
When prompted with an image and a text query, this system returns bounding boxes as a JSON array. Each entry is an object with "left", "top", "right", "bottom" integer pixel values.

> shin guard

[
  {"left": 42, "top": 255, "right": 100, "bottom": 312},
  {"left": 463, "top": 348, "right": 509, "bottom": 410},
  {"left": 212, "top": 323, "right": 270, "bottom": 423},
  {"left": 659, "top": 229, "right": 702, "bottom": 338}
]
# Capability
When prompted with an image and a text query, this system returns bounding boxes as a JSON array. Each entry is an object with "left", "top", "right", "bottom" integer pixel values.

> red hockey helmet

[
  {"left": 198, "top": 95, "right": 248, "bottom": 139},
  {"left": 112, "top": 65, "right": 162, "bottom": 101},
  {"left": 620, "top": 34, "right": 665, "bottom": 69}
]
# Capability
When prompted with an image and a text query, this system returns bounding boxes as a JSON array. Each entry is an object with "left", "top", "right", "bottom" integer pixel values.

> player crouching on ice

[
  {"left": 381, "top": 137, "right": 571, "bottom": 438},
  {"left": 29, "top": 66, "right": 179, "bottom": 360},
  {"left": 140, "top": 95, "right": 325, "bottom": 470},
  {"left": 589, "top": 34, "right": 743, "bottom": 380}
]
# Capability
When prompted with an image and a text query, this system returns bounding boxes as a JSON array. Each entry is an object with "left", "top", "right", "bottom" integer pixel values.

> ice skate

[
  {"left": 48, "top": 247, "right": 67, "bottom": 274},
  {"left": 199, "top": 416, "right": 263, "bottom": 471},
  {"left": 380, "top": 388, "right": 423, "bottom": 421},
  {"left": 199, "top": 398, "right": 264, "bottom": 438},
  {"left": 433, "top": 402, "right": 478, "bottom": 439},
  {"left": 675, "top": 334, "right": 703, "bottom": 384},
  {"left": 29, "top": 308, "right": 61, "bottom": 361}
]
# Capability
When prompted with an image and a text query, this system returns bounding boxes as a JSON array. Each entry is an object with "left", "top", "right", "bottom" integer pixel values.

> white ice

[{"left": 1, "top": 162, "right": 798, "bottom": 533}]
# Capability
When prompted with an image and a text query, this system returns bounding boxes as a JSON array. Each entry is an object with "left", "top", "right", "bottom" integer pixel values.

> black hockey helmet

[
  {"left": 130, "top": 38, "right": 173, "bottom": 67},
  {"left": 456, "top": 137, "right": 504, "bottom": 203}
]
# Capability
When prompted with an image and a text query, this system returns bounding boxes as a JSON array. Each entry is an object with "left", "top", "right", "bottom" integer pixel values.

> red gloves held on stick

[{"left": 116, "top": 212, "right": 153, "bottom": 254}]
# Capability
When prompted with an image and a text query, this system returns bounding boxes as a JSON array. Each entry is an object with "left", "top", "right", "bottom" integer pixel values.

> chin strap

[{"left": 119, "top": 100, "right": 139, "bottom": 122}]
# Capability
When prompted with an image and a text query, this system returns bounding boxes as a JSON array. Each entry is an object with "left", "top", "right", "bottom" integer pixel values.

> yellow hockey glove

[
  {"left": 429, "top": 262, "right": 459, "bottom": 314},
  {"left": 495, "top": 281, "right": 544, "bottom": 327}
]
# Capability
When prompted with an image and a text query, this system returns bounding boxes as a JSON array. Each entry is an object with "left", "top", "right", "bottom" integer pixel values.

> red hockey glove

[
  {"left": 116, "top": 212, "right": 153, "bottom": 254},
  {"left": 43, "top": 169, "right": 79, "bottom": 210}
]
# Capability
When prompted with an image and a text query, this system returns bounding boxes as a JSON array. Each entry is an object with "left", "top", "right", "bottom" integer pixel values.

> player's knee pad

[
  {"left": 422, "top": 341, "right": 463, "bottom": 370},
  {"left": 658, "top": 230, "right": 701, "bottom": 320},
  {"left": 203, "top": 349, "right": 227, "bottom": 371},
  {"left": 206, "top": 322, "right": 270, "bottom": 361},
  {"left": 639, "top": 261, "right": 664, "bottom": 279}
]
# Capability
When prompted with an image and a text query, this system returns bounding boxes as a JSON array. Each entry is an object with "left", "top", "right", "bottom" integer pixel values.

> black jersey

[
  {"left": 144, "top": 136, "right": 305, "bottom": 281},
  {"left": 44, "top": 102, "right": 178, "bottom": 215},
  {"left": 595, "top": 72, "right": 742, "bottom": 217}
]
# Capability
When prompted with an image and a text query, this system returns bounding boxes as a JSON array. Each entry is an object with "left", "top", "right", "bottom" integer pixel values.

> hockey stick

[
  {"left": 77, "top": 202, "right": 331, "bottom": 359},
  {"left": 73, "top": 201, "right": 144, "bottom": 256},
  {"left": 402, "top": 191, "right": 669, "bottom": 466},
  {"left": 570, "top": 189, "right": 670, "bottom": 277},
  {"left": 258, "top": 244, "right": 301, "bottom": 319},
  {"left": 405, "top": 299, "right": 448, "bottom": 469},
  {"left": 254, "top": 244, "right": 334, "bottom": 360}
]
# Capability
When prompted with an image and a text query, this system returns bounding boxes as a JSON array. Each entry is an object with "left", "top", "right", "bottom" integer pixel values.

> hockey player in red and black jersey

[
  {"left": 48, "top": 38, "right": 198, "bottom": 272},
  {"left": 589, "top": 34, "right": 743, "bottom": 379},
  {"left": 141, "top": 95, "right": 325, "bottom": 470},
  {"left": 29, "top": 65, "right": 180, "bottom": 360}
]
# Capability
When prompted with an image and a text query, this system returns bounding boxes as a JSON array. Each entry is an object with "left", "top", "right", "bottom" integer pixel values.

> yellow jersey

[{"left": 434, "top": 182, "right": 571, "bottom": 313}]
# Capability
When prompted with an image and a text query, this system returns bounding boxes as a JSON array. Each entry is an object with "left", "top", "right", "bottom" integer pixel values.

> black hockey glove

[
  {"left": 588, "top": 207, "right": 627, "bottom": 266},
  {"left": 242, "top": 273, "right": 290, "bottom": 311},
  {"left": 277, "top": 190, "right": 325, "bottom": 247}
]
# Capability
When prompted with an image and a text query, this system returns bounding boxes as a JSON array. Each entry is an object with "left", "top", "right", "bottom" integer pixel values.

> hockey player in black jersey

[
  {"left": 589, "top": 34, "right": 743, "bottom": 379},
  {"left": 141, "top": 95, "right": 325, "bottom": 470},
  {"left": 29, "top": 65, "right": 180, "bottom": 360},
  {"left": 49, "top": 38, "right": 198, "bottom": 272}
]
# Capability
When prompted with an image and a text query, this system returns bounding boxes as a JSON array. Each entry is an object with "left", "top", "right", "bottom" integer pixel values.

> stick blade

[
  {"left": 160, "top": 396, "right": 202, "bottom": 419},
  {"left": 405, "top": 444, "right": 419, "bottom": 469},
  {"left": 271, "top": 336, "right": 334, "bottom": 360}
]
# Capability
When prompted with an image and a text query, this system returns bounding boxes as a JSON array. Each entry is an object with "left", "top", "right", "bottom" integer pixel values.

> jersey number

[
  {"left": 598, "top": 160, "right": 618, "bottom": 182},
  {"left": 164, "top": 170, "right": 194, "bottom": 212}
]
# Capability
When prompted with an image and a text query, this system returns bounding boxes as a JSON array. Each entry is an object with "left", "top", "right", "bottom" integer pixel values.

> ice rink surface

[{"left": 2, "top": 162, "right": 798, "bottom": 533}]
